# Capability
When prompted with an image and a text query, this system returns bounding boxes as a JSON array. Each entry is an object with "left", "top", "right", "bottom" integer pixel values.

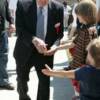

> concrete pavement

[{"left": 0, "top": 36, "right": 74, "bottom": 100}]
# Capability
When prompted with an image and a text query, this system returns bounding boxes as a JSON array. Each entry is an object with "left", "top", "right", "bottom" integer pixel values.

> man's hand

[
  {"left": 32, "top": 37, "right": 47, "bottom": 54},
  {"left": 44, "top": 45, "right": 57, "bottom": 56},
  {"left": 8, "top": 24, "right": 16, "bottom": 36}
]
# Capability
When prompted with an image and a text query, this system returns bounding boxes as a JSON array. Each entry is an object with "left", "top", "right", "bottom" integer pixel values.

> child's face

[
  {"left": 77, "top": 15, "right": 87, "bottom": 24},
  {"left": 86, "top": 50, "right": 95, "bottom": 66}
]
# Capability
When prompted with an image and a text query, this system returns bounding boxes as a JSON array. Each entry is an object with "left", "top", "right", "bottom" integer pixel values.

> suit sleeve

[
  {"left": 6, "top": 0, "right": 14, "bottom": 24},
  {"left": 16, "top": 0, "right": 34, "bottom": 47},
  {"left": 52, "top": 3, "right": 64, "bottom": 47},
  {"left": 57, "top": 5, "right": 64, "bottom": 40}
]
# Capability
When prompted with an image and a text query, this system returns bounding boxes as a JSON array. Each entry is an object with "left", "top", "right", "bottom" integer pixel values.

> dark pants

[{"left": 16, "top": 52, "right": 53, "bottom": 100}]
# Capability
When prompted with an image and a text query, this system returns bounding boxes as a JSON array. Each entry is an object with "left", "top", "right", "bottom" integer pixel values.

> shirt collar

[{"left": 37, "top": 4, "right": 48, "bottom": 13}]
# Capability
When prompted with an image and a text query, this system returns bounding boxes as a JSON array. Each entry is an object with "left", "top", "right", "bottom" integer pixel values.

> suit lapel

[
  {"left": 47, "top": 2, "right": 52, "bottom": 34},
  {"left": 27, "top": 1, "right": 37, "bottom": 35}
]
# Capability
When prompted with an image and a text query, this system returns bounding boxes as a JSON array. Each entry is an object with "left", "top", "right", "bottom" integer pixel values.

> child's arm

[
  {"left": 57, "top": 42, "right": 75, "bottom": 50},
  {"left": 68, "top": 27, "right": 76, "bottom": 40},
  {"left": 42, "top": 64, "right": 75, "bottom": 79}
]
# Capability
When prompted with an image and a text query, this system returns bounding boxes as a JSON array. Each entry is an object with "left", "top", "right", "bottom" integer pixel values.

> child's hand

[
  {"left": 42, "top": 64, "right": 53, "bottom": 76},
  {"left": 44, "top": 46, "right": 57, "bottom": 56},
  {"left": 88, "top": 26, "right": 97, "bottom": 35}
]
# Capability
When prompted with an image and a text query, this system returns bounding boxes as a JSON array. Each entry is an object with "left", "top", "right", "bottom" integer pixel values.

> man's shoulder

[
  {"left": 19, "top": 0, "right": 32, "bottom": 3},
  {"left": 18, "top": 0, "right": 34, "bottom": 6},
  {"left": 18, "top": 0, "right": 35, "bottom": 10},
  {"left": 51, "top": 0, "right": 63, "bottom": 8}
]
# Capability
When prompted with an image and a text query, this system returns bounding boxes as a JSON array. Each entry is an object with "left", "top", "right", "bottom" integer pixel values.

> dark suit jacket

[
  {"left": 14, "top": 0, "right": 64, "bottom": 66},
  {"left": 0, "top": 0, "right": 13, "bottom": 34}
]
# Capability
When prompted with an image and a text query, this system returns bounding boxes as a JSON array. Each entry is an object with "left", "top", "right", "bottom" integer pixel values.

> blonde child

[
  {"left": 42, "top": 37, "right": 100, "bottom": 100},
  {"left": 56, "top": 1, "right": 97, "bottom": 99},
  {"left": 58, "top": 1, "right": 97, "bottom": 69}
]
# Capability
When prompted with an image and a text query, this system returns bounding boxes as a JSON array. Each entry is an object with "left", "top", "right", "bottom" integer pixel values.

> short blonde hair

[
  {"left": 87, "top": 37, "right": 100, "bottom": 68},
  {"left": 75, "top": 1, "right": 96, "bottom": 24}
]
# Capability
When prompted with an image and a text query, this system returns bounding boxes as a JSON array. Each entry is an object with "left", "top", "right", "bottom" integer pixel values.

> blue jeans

[
  {"left": 0, "top": 31, "right": 9, "bottom": 85},
  {"left": 0, "top": 53, "right": 9, "bottom": 85}
]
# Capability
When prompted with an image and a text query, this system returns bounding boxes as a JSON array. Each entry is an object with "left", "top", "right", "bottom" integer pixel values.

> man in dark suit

[
  {"left": 14, "top": 0, "right": 63, "bottom": 100},
  {"left": 0, "top": 0, "right": 15, "bottom": 90}
]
